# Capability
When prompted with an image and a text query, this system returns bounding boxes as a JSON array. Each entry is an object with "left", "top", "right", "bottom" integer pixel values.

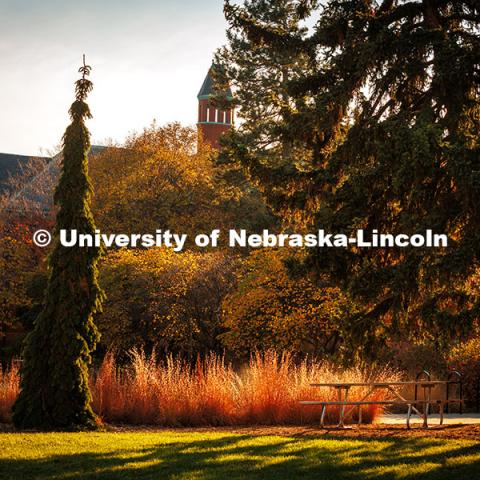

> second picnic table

[{"left": 300, "top": 381, "right": 462, "bottom": 428}]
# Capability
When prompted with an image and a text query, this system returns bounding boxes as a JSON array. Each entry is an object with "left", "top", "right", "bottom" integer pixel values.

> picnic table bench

[{"left": 299, "top": 381, "right": 463, "bottom": 428}]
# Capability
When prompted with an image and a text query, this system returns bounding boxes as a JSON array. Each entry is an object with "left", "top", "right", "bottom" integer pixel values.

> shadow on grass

[{"left": 0, "top": 434, "right": 479, "bottom": 480}]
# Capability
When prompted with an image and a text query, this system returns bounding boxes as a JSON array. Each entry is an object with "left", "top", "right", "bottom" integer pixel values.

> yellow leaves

[
  {"left": 97, "top": 248, "right": 237, "bottom": 355},
  {"left": 221, "top": 248, "right": 351, "bottom": 356},
  {"left": 89, "top": 123, "right": 234, "bottom": 238}
]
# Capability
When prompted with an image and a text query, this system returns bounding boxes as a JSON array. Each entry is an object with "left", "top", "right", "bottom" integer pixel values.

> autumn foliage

[
  {"left": 98, "top": 247, "right": 237, "bottom": 356},
  {"left": 0, "top": 362, "right": 19, "bottom": 423},
  {"left": 0, "top": 351, "right": 397, "bottom": 426},
  {"left": 221, "top": 249, "right": 354, "bottom": 359},
  {"left": 0, "top": 214, "right": 51, "bottom": 362},
  {"left": 89, "top": 122, "right": 273, "bottom": 239}
]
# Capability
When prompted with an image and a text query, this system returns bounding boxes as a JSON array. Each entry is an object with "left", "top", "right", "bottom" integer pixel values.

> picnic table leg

[
  {"left": 336, "top": 387, "right": 341, "bottom": 427},
  {"left": 387, "top": 385, "right": 422, "bottom": 417},
  {"left": 407, "top": 404, "right": 412, "bottom": 429},
  {"left": 423, "top": 386, "right": 431, "bottom": 428},
  {"left": 439, "top": 401, "right": 444, "bottom": 426},
  {"left": 320, "top": 404, "right": 326, "bottom": 427},
  {"left": 335, "top": 387, "right": 341, "bottom": 427},
  {"left": 338, "top": 387, "right": 349, "bottom": 428}
]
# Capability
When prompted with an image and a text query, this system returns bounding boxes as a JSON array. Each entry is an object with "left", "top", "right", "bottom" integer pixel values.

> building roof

[
  {"left": 0, "top": 153, "right": 50, "bottom": 194},
  {"left": 197, "top": 66, "right": 233, "bottom": 100},
  {"left": 1, "top": 146, "right": 107, "bottom": 211}
]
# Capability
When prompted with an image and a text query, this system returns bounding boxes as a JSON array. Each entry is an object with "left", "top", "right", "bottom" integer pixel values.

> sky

[{"left": 0, "top": 0, "right": 228, "bottom": 156}]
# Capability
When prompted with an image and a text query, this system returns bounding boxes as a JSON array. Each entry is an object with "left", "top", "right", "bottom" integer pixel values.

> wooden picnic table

[
  {"left": 301, "top": 380, "right": 463, "bottom": 429},
  {"left": 310, "top": 381, "right": 450, "bottom": 387}
]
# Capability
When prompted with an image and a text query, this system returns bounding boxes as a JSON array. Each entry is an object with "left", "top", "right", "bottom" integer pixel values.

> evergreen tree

[
  {"left": 13, "top": 57, "right": 103, "bottom": 429},
  {"left": 220, "top": 1, "right": 480, "bottom": 359},
  {"left": 214, "top": 0, "right": 318, "bottom": 223}
]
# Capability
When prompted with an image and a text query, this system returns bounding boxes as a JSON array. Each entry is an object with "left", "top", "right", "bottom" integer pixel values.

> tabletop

[{"left": 309, "top": 381, "right": 454, "bottom": 388}]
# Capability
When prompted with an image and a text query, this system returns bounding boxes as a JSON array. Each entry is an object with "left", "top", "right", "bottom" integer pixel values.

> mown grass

[{"left": 0, "top": 431, "right": 479, "bottom": 479}]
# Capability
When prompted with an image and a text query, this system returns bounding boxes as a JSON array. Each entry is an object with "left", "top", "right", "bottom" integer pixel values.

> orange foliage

[
  {"left": 90, "top": 350, "right": 395, "bottom": 426},
  {"left": 1, "top": 352, "right": 397, "bottom": 426},
  {"left": 0, "top": 362, "right": 20, "bottom": 423},
  {"left": 0, "top": 216, "right": 50, "bottom": 348}
]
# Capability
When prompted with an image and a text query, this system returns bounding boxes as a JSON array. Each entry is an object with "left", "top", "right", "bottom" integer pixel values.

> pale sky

[{"left": 0, "top": 0, "right": 228, "bottom": 156}]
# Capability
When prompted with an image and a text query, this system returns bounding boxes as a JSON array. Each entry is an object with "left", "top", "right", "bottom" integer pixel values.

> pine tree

[
  {"left": 13, "top": 57, "right": 103, "bottom": 429},
  {"left": 220, "top": 1, "right": 480, "bottom": 359},
  {"left": 214, "top": 0, "right": 318, "bottom": 222}
]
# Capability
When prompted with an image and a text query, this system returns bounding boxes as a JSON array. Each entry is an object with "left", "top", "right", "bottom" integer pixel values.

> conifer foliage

[
  {"left": 13, "top": 57, "right": 103, "bottom": 429},
  {"left": 218, "top": 1, "right": 480, "bottom": 358},
  {"left": 214, "top": 0, "right": 316, "bottom": 168}
]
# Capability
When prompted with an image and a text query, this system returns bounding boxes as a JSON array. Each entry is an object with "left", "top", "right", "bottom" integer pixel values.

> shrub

[
  {"left": 384, "top": 342, "right": 448, "bottom": 377},
  {"left": 448, "top": 337, "right": 480, "bottom": 408}
]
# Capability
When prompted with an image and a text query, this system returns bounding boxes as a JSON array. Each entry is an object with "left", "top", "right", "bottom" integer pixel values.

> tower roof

[{"left": 197, "top": 66, "right": 233, "bottom": 100}]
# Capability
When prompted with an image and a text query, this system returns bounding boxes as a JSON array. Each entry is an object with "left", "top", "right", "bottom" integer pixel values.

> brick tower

[{"left": 197, "top": 66, "right": 233, "bottom": 149}]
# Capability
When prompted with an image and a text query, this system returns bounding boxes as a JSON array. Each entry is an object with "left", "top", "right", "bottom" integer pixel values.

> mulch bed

[
  {"left": 2, "top": 422, "right": 479, "bottom": 440},
  {"left": 106, "top": 423, "right": 480, "bottom": 441}
]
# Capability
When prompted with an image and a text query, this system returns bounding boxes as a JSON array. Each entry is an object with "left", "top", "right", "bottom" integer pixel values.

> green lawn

[{"left": 0, "top": 431, "right": 479, "bottom": 480}]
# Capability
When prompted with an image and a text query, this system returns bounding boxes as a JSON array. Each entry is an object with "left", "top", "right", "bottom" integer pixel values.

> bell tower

[{"left": 197, "top": 65, "right": 233, "bottom": 149}]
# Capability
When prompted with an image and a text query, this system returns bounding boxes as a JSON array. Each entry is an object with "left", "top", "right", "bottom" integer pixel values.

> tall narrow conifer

[{"left": 13, "top": 57, "right": 103, "bottom": 429}]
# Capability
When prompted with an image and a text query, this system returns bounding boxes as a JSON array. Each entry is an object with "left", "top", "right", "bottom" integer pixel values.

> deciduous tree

[
  {"left": 98, "top": 248, "right": 237, "bottom": 358},
  {"left": 221, "top": 249, "right": 354, "bottom": 359}
]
